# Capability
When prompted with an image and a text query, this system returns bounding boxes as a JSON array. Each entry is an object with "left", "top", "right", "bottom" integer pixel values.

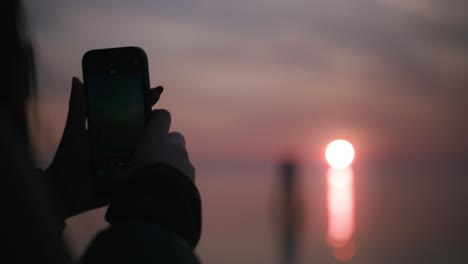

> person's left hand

[{"left": 46, "top": 77, "right": 163, "bottom": 218}]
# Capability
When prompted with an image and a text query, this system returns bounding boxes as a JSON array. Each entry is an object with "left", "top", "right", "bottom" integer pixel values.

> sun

[{"left": 325, "top": 140, "right": 355, "bottom": 169}]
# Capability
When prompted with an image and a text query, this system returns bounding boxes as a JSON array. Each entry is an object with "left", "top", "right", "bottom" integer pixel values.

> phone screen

[
  {"left": 87, "top": 73, "right": 146, "bottom": 168},
  {"left": 83, "top": 47, "right": 150, "bottom": 186}
]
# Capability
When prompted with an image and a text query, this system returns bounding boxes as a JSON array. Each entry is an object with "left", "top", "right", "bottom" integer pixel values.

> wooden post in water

[{"left": 279, "top": 159, "right": 301, "bottom": 264}]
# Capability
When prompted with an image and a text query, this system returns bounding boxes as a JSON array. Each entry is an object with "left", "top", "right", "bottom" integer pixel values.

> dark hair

[
  {"left": 4, "top": 0, "right": 36, "bottom": 142},
  {"left": 3, "top": 0, "right": 36, "bottom": 163},
  {"left": 3, "top": 4, "right": 72, "bottom": 263}
]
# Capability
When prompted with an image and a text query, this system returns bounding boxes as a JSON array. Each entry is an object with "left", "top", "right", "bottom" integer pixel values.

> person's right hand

[
  {"left": 105, "top": 109, "right": 201, "bottom": 248},
  {"left": 129, "top": 109, "right": 195, "bottom": 181}
]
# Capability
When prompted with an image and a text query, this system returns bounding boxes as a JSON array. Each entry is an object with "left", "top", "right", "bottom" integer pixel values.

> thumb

[{"left": 65, "top": 77, "right": 87, "bottom": 131}]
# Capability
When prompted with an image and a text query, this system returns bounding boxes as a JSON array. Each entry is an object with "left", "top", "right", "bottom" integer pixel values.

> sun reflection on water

[{"left": 326, "top": 164, "right": 355, "bottom": 261}]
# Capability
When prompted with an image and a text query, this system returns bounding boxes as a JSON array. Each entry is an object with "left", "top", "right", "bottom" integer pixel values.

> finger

[
  {"left": 149, "top": 86, "right": 164, "bottom": 107},
  {"left": 168, "top": 132, "right": 186, "bottom": 147},
  {"left": 65, "top": 77, "right": 87, "bottom": 131},
  {"left": 147, "top": 109, "right": 171, "bottom": 138}
]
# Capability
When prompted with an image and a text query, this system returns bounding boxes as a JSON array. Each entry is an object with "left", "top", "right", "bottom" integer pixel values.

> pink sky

[{"left": 25, "top": 0, "right": 468, "bottom": 167}]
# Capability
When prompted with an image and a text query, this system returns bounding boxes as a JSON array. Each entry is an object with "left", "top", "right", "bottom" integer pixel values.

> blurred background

[{"left": 24, "top": 0, "right": 467, "bottom": 263}]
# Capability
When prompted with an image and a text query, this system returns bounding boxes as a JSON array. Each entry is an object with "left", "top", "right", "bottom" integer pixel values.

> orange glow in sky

[{"left": 326, "top": 167, "right": 355, "bottom": 250}]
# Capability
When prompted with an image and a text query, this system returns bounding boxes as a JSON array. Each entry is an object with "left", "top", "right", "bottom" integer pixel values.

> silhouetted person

[{"left": 2, "top": 1, "right": 201, "bottom": 263}]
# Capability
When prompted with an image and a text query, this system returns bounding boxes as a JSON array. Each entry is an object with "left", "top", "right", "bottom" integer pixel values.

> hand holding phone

[{"left": 130, "top": 109, "right": 195, "bottom": 181}]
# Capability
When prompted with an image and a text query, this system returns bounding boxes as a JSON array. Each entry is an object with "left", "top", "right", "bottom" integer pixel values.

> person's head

[{"left": 3, "top": 0, "right": 36, "bottom": 160}]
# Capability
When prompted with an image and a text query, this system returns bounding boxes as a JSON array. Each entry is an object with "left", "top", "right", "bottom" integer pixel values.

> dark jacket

[
  {"left": 4, "top": 142, "right": 201, "bottom": 264},
  {"left": 82, "top": 163, "right": 202, "bottom": 264}
]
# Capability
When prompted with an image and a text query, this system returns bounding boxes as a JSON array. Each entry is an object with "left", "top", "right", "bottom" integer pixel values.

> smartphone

[{"left": 82, "top": 46, "right": 151, "bottom": 193}]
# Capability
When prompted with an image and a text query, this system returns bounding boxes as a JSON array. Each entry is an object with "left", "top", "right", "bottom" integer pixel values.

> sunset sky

[
  {"left": 24, "top": 0, "right": 468, "bottom": 263},
  {"left": 25, "top": 0, "right": 468, "bottom": 165}
]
